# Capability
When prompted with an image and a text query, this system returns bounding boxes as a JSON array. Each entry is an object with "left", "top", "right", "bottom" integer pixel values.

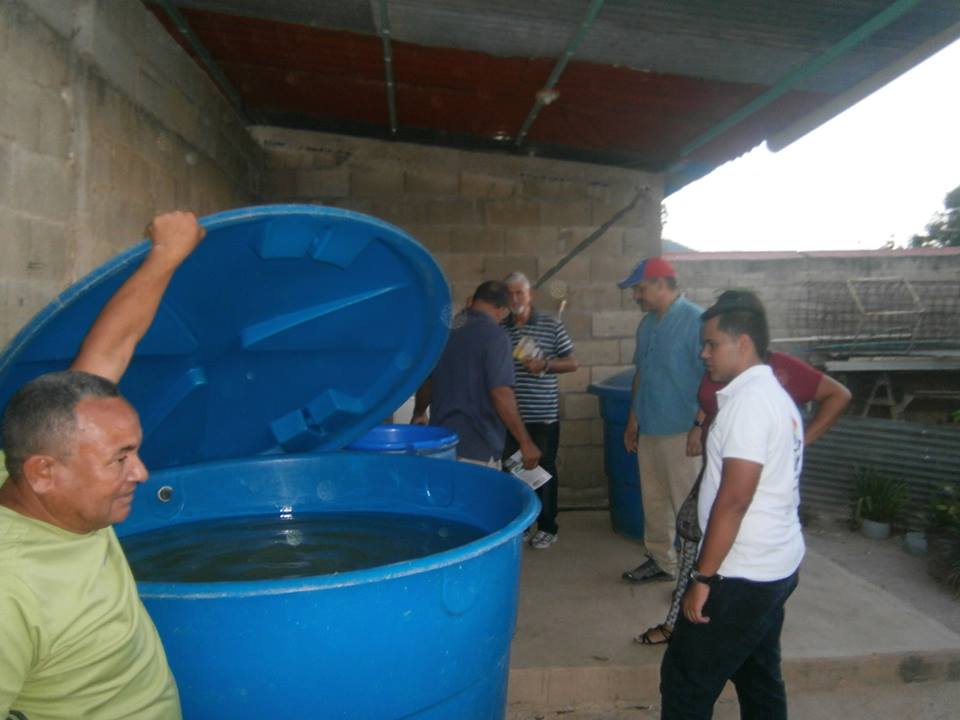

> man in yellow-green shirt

[{"left": 0, "top": 211, "right": 204, "bottom": 719}]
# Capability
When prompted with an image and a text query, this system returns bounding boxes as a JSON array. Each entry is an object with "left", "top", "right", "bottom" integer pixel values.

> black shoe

[{"left": 621, "top": 558, "right": 671, "bottom": 583}]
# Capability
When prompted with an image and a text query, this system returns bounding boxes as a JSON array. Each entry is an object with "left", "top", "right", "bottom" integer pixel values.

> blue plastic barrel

[
  {"left": 116, "top": 452, "right": 539, "bottom": 719},
  {"left": 347, "top": 424, "right": 458, "bottom": 461},
  {"left": 588, "top": 369, "right": 644, "bottom": 539}
]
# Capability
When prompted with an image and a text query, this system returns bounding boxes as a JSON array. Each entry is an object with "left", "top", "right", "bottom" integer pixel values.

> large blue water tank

[
  {"left": 116, "top": 451, "right": 538, "bottom": 718},
  {"left": 0, "top": 205, "right": 539, "bottom": 719},
  {"left": 588, "top": 369, "right": 644, "bottom": 539}
]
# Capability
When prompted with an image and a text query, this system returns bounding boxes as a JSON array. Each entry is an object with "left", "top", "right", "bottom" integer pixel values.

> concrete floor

[{"left": 507, "top": 511, "right": 960, "bottom": 717}]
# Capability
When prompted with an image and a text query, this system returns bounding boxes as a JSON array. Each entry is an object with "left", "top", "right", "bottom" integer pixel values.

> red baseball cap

[{"left": 617, "top": 257, "right": 676, "bottom": 288}]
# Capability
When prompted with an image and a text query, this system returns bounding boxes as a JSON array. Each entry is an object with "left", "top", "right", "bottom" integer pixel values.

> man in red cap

[{"left": 618, "top": 257, "right": 703, "bottom": 584}]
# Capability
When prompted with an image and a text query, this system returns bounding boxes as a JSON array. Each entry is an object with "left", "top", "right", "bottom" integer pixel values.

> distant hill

[{"left": 663, "top": 238, "right": 695, "bottom": 253}]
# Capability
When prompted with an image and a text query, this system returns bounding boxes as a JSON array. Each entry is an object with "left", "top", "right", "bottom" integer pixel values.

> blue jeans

[{"left": 660, "top": 571, "right": 799, "bottom": 720}]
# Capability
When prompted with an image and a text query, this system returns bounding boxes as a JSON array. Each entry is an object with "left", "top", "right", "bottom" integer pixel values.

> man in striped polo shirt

[{"left": 502, "top": 272, "right": 578, "bottom": 549}]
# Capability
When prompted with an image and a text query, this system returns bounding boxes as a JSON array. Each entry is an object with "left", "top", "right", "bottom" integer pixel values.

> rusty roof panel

[{"left": 149, "top": 1, "right": 960, "bottom": 183}]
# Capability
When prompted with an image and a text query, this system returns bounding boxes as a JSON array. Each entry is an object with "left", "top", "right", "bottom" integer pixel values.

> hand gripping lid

[{"left": 0, "top": 205, "right": 452, "bottom": 470}]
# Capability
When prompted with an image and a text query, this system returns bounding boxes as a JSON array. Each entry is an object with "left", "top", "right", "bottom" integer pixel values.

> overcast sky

[{"left": 662, "top": 37, "right": 960, "bottom": 253}]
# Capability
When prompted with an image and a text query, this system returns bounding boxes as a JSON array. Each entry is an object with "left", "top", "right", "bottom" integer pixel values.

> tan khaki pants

[{"left": 637, "top": 433, "right": 699, "bottom": 577}]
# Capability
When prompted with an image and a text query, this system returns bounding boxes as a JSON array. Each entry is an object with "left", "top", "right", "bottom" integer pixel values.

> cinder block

[
  {"left": 260, "top": 168, "right": 297, "bottom": 200},
  {"left": 592, "top": 310, "right": 639, "bottom": 338},
  {"left": 591, "top": 365, "right": 630, "bottom": 385},
  {"left": 557, "top": 446, "right": 604, "bottom": 487},
  {"left": 520, "top": 176, "right": 584, "bottom": 201},
  {"left": 591, "top": 418, "right": 605, "bottom": 444},
  {"left": 449, "top": 226, "right": 504, "bottom": 254},
  {"left": 620, "top": 337, "right": 637, "bottom": 364},
  {"left": 573, "top": 340, "right": 621, "bottom": 366},
  {"left": 434, "top": 253, "right": 484, "bottom": 281},
  {"left": 370, "top": 200, "right": 411, "bottom": 227},
  {"left": 0, "top": 278, "right": 62, "bottom": 348},
  {"left": 0, "top": 77, "right": 71, "bottom": 159},
  {"left": 537, "top": 255, "right": 590, "bottom": 284},
  {"left": 559, "top": 227, "right": 624, "bottom": 257},
  {"left": 558, "top": 366, "right": 590, "bottom": 393},
  {"left": 503, "top": 226, "right": 560, "bottom": 255},
  {"left": 8, "top": 146, "right": 73, "bottom": 221},
  {"left": 409, "top": 199, "right": 480, "bottom": 225},
  {"left": 591, "top": 256, "right": 634, "bottom": 283},
  {"left": 405, "top": 167, "right": 457, "bottom": 197},
  {"left": 483, "top": 199, "right": 540, "bottom": 226},
  {"left": 296, "top": 167, "right": 349, "bottom": 199},
  {"left": 459, "top": 171, "right": 518, "bottom": 199},
  {"left": 483, "top": 256, "right": 538, "bottom": 282},
  {"left": 406, "top": 226, "right": 451, "bottom": 254},
  {"left": 623, "top": 229, "right": 659, "bottom": 257},
  {"left": 592, "top": 197, "right": 652, "bottom": 228},
  {"left": 328, "top": 197, "right": 375, "bottom": 215},
  {"left": 561, "top": 419, "right": 595, "bottom": 446},
  {"left": 350, "top": 165, "right": 404, "bottom": 198},
  {"left": 562, "top": 393, "right": 599, "bottom": 420},
  {"left": 558, "top": 311, "right": 591, "bottom": 340},
  {"left": 449, "top": 282, "right": 478, "bottom": 308},
  {"left": 3, "top": 2, "right": 69, "bottom": 88},
  {"left": 540, "top": 201, "right": 593, "bottom": 227},
  {"left": 566, "top": 285, "right": 622, "bottom": 312}
]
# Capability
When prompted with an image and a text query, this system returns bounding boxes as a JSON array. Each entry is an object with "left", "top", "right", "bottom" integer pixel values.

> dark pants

[
  {"left": 503, "top": 421, "right": 560, "bottom": 534},
  {"left": 660, "top": 571, "right": 799, "bottom": 720}
]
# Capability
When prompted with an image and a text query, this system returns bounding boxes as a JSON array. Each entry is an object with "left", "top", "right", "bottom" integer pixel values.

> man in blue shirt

[
  {"left": 619, "top": 257, "right": 703, "bottom": 583},
  {"left": 413, "top": 281, "right": 541, "bottom": 470}
]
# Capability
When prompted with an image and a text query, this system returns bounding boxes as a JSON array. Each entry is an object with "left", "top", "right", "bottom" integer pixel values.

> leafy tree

[{"left": 911, "top": 184, "right": 960, "bottom": 248}]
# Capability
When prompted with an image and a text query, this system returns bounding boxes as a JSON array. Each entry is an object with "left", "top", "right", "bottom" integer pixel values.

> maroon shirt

[{"left": 698, "top": 351, "right": 823, "bottom": 433}]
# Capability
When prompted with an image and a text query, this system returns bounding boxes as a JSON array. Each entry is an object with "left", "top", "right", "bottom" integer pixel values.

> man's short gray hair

[
  {"left": 1, "top": 371, "right": 120, "bottom": 481},
  {"left": 504, "top": 272, "right": 531, "bottom": 288}
]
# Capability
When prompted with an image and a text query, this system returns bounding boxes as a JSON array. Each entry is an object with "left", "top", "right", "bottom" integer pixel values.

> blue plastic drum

[
  {"left": 116, "top": 451, "right": 539, "bottom": 719},
  {"left": 588, "top": 370, "right": 645, "bottom": 539},
  {"left": 347, "top": 424, "right": 459, "bottom": 461}
]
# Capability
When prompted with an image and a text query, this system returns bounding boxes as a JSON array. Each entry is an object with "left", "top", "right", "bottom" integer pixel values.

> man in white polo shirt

[{"left": 660, "top": 291, "right": 804, "bottom": 720}]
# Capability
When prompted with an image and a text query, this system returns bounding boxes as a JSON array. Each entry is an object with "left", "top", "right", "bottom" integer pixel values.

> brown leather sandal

[{"left": 633, "top": 624, "right": 672, "bottom": 646}]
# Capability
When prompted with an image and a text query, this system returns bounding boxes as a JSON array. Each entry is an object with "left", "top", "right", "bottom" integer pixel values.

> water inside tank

[{"left": 121, "top": 511, "right": 486, "bottom": 583}]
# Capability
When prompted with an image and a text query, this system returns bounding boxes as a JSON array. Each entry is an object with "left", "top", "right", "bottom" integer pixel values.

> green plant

[
  {"left": 852, "top": 467, "right": 907, "bottom": 524},
  {"left": 928, "top": 484, "right": 960, "bottom": 537}
]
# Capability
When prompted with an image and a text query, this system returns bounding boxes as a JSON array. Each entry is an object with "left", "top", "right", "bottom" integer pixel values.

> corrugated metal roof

[
  {"left": 150, "top": 0, "right": 960, "bottom": 183},
  {"left": 801, "top": 416, "right": 960, "bottom": 523}
]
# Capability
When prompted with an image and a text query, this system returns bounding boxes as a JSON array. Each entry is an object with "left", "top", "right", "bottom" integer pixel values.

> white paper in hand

[{"left": 504, "top": 451, "right": 552, "bottom": 490}]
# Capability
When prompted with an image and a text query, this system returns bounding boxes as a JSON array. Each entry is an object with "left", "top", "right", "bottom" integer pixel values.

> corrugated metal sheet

[{"left": 801, "top": 416, "right": 960, "bottom": 522}]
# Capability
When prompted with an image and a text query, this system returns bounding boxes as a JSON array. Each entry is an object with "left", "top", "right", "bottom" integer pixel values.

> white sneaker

[{"left": 530, "top": 531, "right": 558, "bottom": 550}]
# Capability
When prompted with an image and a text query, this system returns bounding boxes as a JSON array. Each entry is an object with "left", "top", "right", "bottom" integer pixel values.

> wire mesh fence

[{"left": 788, "top": 278, "right": 960, "bottom": 355}]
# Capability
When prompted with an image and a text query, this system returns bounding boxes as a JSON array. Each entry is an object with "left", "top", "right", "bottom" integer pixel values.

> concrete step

[{"left": 507, "top": 511, "right": 960, "bottom": 712}]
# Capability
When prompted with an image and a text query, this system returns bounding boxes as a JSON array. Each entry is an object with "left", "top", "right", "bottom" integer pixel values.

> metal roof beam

[
  {"left": 514, "top": 0, "right": 606, "bottom": 148},
  {"left": 151, "top": 0, "right": 248, "bottom": 119},
  {"left": 376, "top": 0, "right": 399, "bottom": 137},
  {"left": 671, "top": 0, "right": 923, "bottom": 166}
]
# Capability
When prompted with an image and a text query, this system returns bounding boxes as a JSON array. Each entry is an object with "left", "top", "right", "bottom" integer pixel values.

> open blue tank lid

[{"left": 0, "top": 205, "right": 452, "bottom": 470}]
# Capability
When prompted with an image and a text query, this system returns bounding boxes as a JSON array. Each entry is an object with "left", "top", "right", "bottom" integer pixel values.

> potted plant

[
  {"left": 902, "top": 510, "right": 928, "bottom": 556},
  {"left": 927, "top": 484, "right": 960, "bottom": 593},
  {"left": 852, "top": 467, "right": 907, "bottom": 540}
]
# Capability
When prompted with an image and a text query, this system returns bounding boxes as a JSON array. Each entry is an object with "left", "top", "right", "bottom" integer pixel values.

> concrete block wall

[
  {"left": 671, "top": 249, "right": 960, "bottom": 355},
  {"left": 252, "top": 126, "right": 664, "bottom": 505},
  {"left": 0, "top": 0, "right": 261, "bottom": 346}
]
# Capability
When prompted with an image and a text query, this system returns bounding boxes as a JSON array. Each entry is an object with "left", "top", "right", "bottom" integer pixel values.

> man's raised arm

[{"left": 70, "top": 211, "right": 205, "bottom": 383}]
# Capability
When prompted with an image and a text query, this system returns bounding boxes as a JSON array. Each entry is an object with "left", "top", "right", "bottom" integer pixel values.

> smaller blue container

[
  {"left": 347, "top": 424, "right": 458, "bottom": 461},
  {"left": 588, "top": 370, "right": 644, "bottom": 540}
]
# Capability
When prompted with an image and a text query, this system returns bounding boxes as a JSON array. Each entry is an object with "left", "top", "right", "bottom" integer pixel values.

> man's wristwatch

[{"left": 690, "top": 569, "right": 720, "bottom": 586}]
